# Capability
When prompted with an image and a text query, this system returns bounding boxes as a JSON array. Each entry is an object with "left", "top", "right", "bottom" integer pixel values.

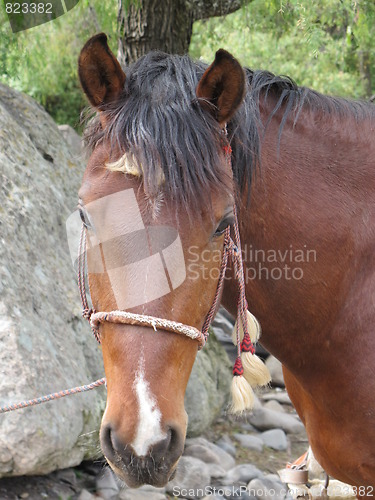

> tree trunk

[
  {"left": 117, "top": 0, "right": 252, "bottom": 66},
  {"left": 359, "top": 50, "right": 372, "bottom": 98}
]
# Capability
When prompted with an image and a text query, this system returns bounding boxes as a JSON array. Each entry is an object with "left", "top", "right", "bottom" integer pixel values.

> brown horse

[{"left": 77, "top": 33, "right": 375, "bottom": 491}]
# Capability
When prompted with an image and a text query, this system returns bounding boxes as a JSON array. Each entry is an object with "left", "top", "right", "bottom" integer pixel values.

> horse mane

[{"left": 83, "top": 51, "right": 375, "bottom": 209}]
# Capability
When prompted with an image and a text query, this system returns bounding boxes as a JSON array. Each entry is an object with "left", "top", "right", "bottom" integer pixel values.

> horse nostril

[
  {"left": 154, "top": 425, "right": 184, "bottom": 460},
  {"left": 100, "top": 424, "right": 116, "bottom": 462}
]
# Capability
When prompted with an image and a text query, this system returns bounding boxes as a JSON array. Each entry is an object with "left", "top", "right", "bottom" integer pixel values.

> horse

[{"left": 77, "top": 33, "right": 375, "bottom": 491}]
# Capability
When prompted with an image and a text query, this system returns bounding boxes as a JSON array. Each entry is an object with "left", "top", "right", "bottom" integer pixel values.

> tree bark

[
  {"left": 117, "top": 0, "right": 252, "bottom": 66},
  {"left": 358, "top": 50, "right": 372, "bottom": 99}
]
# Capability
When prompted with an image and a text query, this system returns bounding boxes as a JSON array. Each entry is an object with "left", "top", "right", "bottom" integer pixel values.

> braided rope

[
  {"left": 201, "top": 227, "right": 231, "bottom": 337},
  {"left": 91, "top": 311, "right": 206, "bottom": 349},
  {"left": 0, "top": 378, "right": 106, "bottom": 414},
  {"left": 78, "top": 227, "right": 100, "bottom": 343}
]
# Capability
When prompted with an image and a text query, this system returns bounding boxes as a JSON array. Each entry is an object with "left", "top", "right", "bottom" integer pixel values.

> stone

[
  {"left": 215, "top": 435, "right": 237, "bottom": 457},
  {"left": 96, "top": 467, "right": 120, "bottom": 499},
  {"left": 224, "top": 487, "right": 258, "bottom": 500},
  {"left": 207, "top": 463, "right": 227, "bottom": 479},
  {"left": 233, "top": 434, "right": 264, "bottom": 452},
  {"left": 184, "top": 444, "right": 224, "bottom": 466},
  {"left": 239, "top": 422, "right": 260, "bottom": 432},
  {"left": 185, "top": 437, "right": 235, "bottom": 471},
  {"left": 248, "top": 408, "right": 305, "bottom": 434},
  {"left": 0, "top": 83, "right": 106, "bottom": 478},
  {"left": 212, "top": 307, "right": 235, "bottom": 336},
  {"left": 166, "top": 456, "right": 211, "bottom": 499},
  {"left": 58, "top": 124, "right": 83, "bottom": 158},
  {"left": 260, "top": 429, "right": 288, "bottom": 451},
  {"left": 78, "top": 491, "right": 97, "bottom": 500},
  {"left": 263, "top": 400, "right": 286, "bottom": 413},
  {"left": 55, "top": 468, "right": 77, "bottom": 485},
  {"left": 261, "top": 391, "right": 292, "bottom": 405},
  {"left": 221, "top": 464, "right": 264, "bottom": 485},
  {"left": 265, "top": 356, "right": 285, "bottom": 387},
  {"left": 119, "top": 485, "right": 167, "bottom": 500},
  {"left": 185, "top": 331, "right": 232, "bottom": 436},
  {"left": 248, "top": 478, "right": 287, "bottom": 500}
]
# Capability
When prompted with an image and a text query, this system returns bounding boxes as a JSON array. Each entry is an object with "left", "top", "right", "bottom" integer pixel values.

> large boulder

[
  {"left": 185, "top": 330, "right": 231, "bottom": 436},
  {"left": 0, "top": 83, "right": 106, "bottom": 477}
]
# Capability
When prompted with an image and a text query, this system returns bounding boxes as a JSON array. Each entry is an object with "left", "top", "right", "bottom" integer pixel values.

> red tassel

[
  {"left": 241, "top": 332, "right": 255, "bottom": 355},
  {"left": 233, "top": 356, "right": 244, "bottom": 376}
]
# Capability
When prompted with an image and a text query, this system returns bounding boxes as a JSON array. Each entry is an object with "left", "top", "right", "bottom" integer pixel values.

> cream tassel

[
  {"left": 230, "top": 356, "right": 255, "bottom": 413},
  {"left": 240, "top": 331, "right": 271, "bottom": 387},
  {"left": 232, "top": 310, "right": 261, "bottom": 345}
]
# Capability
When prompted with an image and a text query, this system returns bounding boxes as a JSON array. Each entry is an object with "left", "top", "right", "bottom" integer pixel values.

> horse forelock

[{"left": 83, "top": 52, "right": 236, "bottom": 213}]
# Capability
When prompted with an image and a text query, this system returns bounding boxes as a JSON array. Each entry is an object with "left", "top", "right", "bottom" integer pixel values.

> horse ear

[
  {"left": 196, "top": 49, "right": 245, "bottom": 126},
  {"left": 78, "top": 33, "right": 126, "bottom": 109}
]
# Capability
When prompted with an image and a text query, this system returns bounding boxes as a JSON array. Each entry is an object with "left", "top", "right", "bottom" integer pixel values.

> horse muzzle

[{"left": 100, "top": 423, "right": 184, "bottom": 487}]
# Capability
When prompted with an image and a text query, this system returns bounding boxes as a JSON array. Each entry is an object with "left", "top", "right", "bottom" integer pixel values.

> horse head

[{"left": 77, "top": 33, "right": 245, "bottom": 487}]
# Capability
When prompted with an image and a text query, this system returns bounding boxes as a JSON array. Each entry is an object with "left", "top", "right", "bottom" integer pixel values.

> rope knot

[{"left": 82, "top": 308, "right": 94, "bottom": 320}]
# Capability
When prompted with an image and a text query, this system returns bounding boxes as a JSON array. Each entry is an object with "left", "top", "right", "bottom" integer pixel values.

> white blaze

[{"left": 131, "top": 361, "right": 166, "bottom": 457}]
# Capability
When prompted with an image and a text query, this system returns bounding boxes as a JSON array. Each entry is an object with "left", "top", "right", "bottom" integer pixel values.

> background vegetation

[{"left": 0, "top": 0, "right": 374, "bottom": 128}]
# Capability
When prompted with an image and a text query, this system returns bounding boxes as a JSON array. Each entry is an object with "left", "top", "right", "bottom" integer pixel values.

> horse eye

[{"left": 214, "top": 215, "right": 234, "bottom": 237}]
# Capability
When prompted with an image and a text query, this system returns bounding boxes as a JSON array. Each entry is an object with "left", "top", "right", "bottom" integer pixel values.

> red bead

[
  {"left": 241, "top": 332, "right": 255, "bottom": 354},
  {"left": 233, "top": 356, "right": 244, "bottom": 376}
]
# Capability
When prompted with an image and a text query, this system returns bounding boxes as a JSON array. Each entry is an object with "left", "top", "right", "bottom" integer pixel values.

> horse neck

[{"left": 222, "top": 92, "right": 375, "bottom": 381}]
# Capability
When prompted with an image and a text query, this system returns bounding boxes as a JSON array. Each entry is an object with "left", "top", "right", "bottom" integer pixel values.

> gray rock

[
  {"left": 212, "top": 308, "right": 235, "bottom": 336},
  {"left": 58, "top": 124, "right": 83, "bottom": 158},
  {"left": 216, "top": 435, "right": 237, "bottom": 457},
  {"left": 261, "top": 391, "right": 292, "bottom": 405},
  {"left": 207, "top": 463, "right": 227, "bottom": 479},
  {"left": 265, "top": 356, "right": 285, "bottom": 387},
  {"left": 96, "top": 467, "right": 120, "bottom": 499},
  {"left": 119, "top": 485, "right": 167, "bottom": 500},
  {"left": 234, "top": 434, "right": 264, "bottom": 452},
  {"left": 221, "top": 464, "right": 264, "bottom": 485},
  {"left": 185, "top": 437, "right": 235, "bottom": 471},
  {"left": 55, "top": 468, "right": 77, "bottom": 486},
  {"left": 184, "top": 444, "right": 224, "bottom": 466},
  {"left": 263, "top": 400, "right": 285, "bottom": 413},
  {"left": 0, "top": 83, "right": 106, "bottom": 477},
  {"left": 260, "top": 429, "right": 288, "bottom": 451},
  {"left": 78, "top": 491, "right": 97, "bottom": 500},
  {"left": 264, "top": 473, "right": 285, "bottom": 487},
  {"left": 248, "top": 478, "right": 287, "bottom": 500},
  {"left": 185, "top": 330, "right": 232, "bottom": 436},
  {"left": 224, "top": 488, "right": 258, "bottom": 500},
  {"left": 238, "top": 422, "right": 260, "bottom": 432},
  {"left": 166, "top": 456, "right": 211, "bottom": 498},
  {"left": 248, "top": 408, "right": 305, "bottom": 434}
]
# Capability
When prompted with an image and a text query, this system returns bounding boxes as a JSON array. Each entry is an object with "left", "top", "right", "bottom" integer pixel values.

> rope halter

[{"left": 78, "top": 201, "right": 271, "bottom": 413}]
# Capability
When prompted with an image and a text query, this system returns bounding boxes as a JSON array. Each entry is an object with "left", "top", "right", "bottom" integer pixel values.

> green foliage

[
  {"left": 190, "top": 0, "right": 375, "bottom": 99},
  {"left": 0, "top": 0, "right": 118, "bottom": 128}
]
